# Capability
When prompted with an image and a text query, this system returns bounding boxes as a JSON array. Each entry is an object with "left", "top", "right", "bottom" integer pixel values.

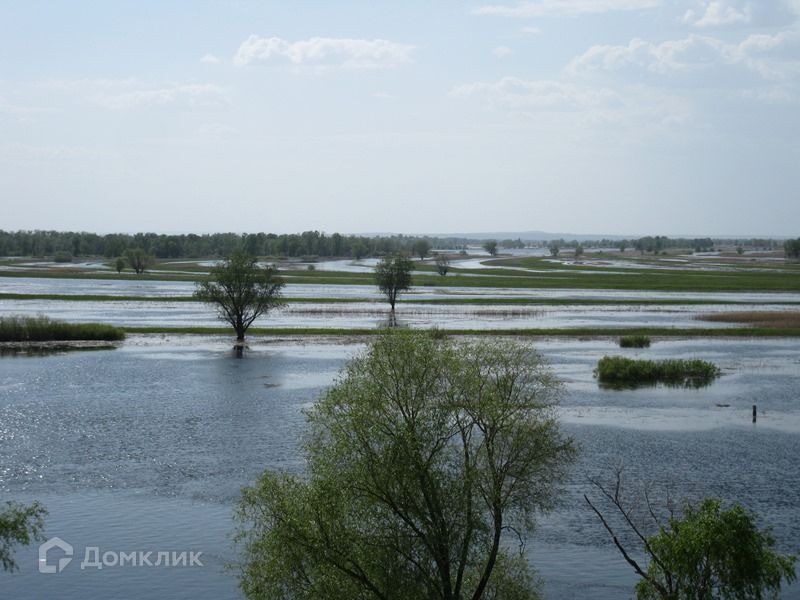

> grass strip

[{"left": 0, "top": 315, "right": 125, "bottom": 342}]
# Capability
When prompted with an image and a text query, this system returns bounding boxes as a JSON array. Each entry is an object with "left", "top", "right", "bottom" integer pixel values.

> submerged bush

[
  {"left": 618, "top": 335, "right": 651, "bottom": 348},
  {"left": 595, "top": 356, "right": 720, "bottom": 387},
  {"left": 0, "top": 315, "right": 125, "bottom": 342}
]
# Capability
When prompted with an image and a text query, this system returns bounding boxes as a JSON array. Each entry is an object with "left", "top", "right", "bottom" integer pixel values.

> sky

[{"left": 1, "top": 0, "right": 798, "bottom": 237}]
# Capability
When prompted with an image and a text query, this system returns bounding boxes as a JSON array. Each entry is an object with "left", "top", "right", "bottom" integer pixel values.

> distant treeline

[
  {"left": 0, "top": 230, "right": 791, "bottom": 260},
  {"left": 0, "top": 230, "right": 473, "bottom": 260}
]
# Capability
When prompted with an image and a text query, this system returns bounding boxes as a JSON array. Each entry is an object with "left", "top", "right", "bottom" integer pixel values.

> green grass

[
  {"left": 5, "top": 256, "right": 800, "bottom": 292},
  {"left": 618, "top": 335, "right": 651, "bottom": 348},
  {"left": 0, "top": 315, "right": 125, "bottom": 342},
  {"left": 594, "top": 356, "right": 721, "bottom": 387}
]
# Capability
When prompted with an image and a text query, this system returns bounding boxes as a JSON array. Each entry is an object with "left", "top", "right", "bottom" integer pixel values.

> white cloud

[
  {"left": 683, "top": 1, "right": 752, "bottom": 27},
  {"left": 30, "top": 78, "right": 230, "bottom": 111},
  {"left": 233, "top": 35, "right": 414, "bottom": 69},
  {"left": 200, "top": 53, "right": 222, "bottom": 65},
  {"left": 451, "top": 77, "right": 621, "bottom": 110},
  {"left": 493, "top": 45, "right": 514, "bottom": 58},
  {"left": 451, "top": 76, "right": 693, "bottom": 132},
  {"left": 568, "top": 31, "right": 800, "bottom": 82},
  {"left": 472, "top": 0, "right": 660, "bottom": 18}
]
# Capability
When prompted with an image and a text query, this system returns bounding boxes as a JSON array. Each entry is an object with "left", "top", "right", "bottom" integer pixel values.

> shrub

[
  {"left": 0, "top": 315, "right": 125, "bottom": 342},
  {"left": 595, "top": 356, "right": 720, "bottom": 387},
  {"left": 53, "top": 252, "right": 72, "bottom": 263},
  {"left": 618, "top": 335, "right": 651, "bottom": 348}
]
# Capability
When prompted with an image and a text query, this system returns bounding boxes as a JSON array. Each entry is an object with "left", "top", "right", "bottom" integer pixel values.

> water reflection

[{"left": 0, "top": 344, "right": 118, "bottom": 357}]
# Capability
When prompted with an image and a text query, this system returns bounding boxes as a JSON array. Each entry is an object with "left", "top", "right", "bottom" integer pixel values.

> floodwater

[
  {"left": 0, "top": 298, "right": 790, "bottom": 330},
  {"left": 1, "top": 336, "right": 798, "bottom": 599},
  {"left": 3, "top": 275, "right": 800, "bottom": 303}
]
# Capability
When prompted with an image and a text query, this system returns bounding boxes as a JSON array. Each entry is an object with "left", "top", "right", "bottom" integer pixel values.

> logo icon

[{"left": 38, "top": 537, "right": 73, "bottom": 574}]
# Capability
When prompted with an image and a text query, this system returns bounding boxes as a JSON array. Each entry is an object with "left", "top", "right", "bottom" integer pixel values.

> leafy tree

[
  {"left": 124, "top": 247, "right": 154, "bottom": 275},
  {"left": 736, "top": 246, "right": 744, "bottom": 255},
  {"left": 194, "top": 252, "right": 284, "bottom": 345},
  {"left": 549, "top": 244, "right": 560, "bottom": 257},
  {"left": 435, "top": 253, "right": 450, "bottom": 276},
  {"left": 585, "top": 472, "right": 796, "bottom": 600},
  {"left": 619, "top": 241, "right": 627, "bottom": 253},
  {"left": 374, "top": 253, "right": 413, "bottom": 312},
  {"left": 1, "top": 501, "right": 46, "bottom": 572},
  {"left": 115, "top": 257, "right": 125, "bottom": 273},
  {"left": 413, "top": 239, "right": 431, "bottom": 261},
  {"left": 574, "top": 245, "right": 584, "bottom": 259},
  {"left": 235, "top": 331, "right": 576, "bottom": 600},
  {"left": 351, "top": 240, "right": 369, "bottom": 260},
  {"left": 483, "top": 240, "right": 498, "bottom": 256},
  {"left": 785, "top": 239, "right": 800, "bottom": 260}
]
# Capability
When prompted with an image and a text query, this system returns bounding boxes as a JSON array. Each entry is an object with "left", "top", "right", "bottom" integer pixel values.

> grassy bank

[
  {"left": 0, "top": 315, "right": 125, "bottom": 342},
  {"left": 4, "top": 257, "right": 800, "bottom": 292},
  {"left": 696, "top": 311, "right": 800, "bottom": 329},
  {"left": 595, "top": 356, "right": 721, "bottom": 387}
]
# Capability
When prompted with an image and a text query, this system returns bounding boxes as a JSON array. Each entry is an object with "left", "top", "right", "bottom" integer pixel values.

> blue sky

[{"left": 1, "top": 0, "right": 798, "bottom": 236}]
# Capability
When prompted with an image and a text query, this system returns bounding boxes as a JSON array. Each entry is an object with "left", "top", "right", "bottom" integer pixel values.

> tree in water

[
  {"left": 374, "top": 253, "right": 413, "bottom": 319},
  {"left": 235, "top": 331, "right": 576, "bottom": 600},
  {"left": 194, "top": 251, "right": 284, "bottom": 355}
]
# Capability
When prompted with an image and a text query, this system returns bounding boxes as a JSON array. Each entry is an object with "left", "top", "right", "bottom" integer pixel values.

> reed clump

[
  {"left": 0, "top": 315, "right": 125, "bottom": 342},
  {"left": 595, "top": 356, "right": 720, "bottom": 387},
  {"left": 618, "top": 335, "right": 651, "bottom": 348}
]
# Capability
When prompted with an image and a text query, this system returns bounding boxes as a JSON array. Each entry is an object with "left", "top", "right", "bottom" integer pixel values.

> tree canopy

[
  {"left": 374, "top": 253, "right": 413, "bottom": 311},
  {"left": 1, "top": 501, "right": 46, "bottom": 572},
  {"left": 586, "top": 473, "right": 796, "bottom": 600},
  {"left": 235, "top": 331, "right": 576, "bottom": 600},
  {"left": 194, "top": 251, "right": 284, "bottom": 342}
]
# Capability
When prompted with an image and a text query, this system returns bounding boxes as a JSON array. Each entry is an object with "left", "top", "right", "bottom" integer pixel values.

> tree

[
  {"left": 574, "top": 245, "right": 584, "bottom": 259},
  {"left": 124, "top": 247, "right": 154, "bottom": 275},
  {"left": 619, "top": 241, "right": 627, "bottom": 253},
  {"left": 483, "top": 240, "right": 498, "bottom": 256},
  {"left": 235, "top": 331, "right": 576, "bottom": 600},
  {"left": 785, "top": 239, "right": 800, "bottom": 260},
  {"left": 115, "top": 257, "right": 125, "bottom": 273},
  {"left": 549, "top": 244, "right": 560, "bottom": 257},
  {"left": 736, "top": 246, "right": 744, "bottom": 255},
  {"left": 194, "top": 251, "right": 285, "bottom": 346},
  {"left": 585, "top": 472, "right": 796, "bottom": 600},
  {"left": 435, "top": 253, "right": 450, "bottom": 276},
  {"left": 413, "top": 239, "right": 431, "bottom": 261},
  {"left": 374, "top": 253, "right": 413, "bottom": 312},
  {"left": 351, "top": 240, "right": 369, "bottom": 260},
  {"left": 1, "top": 501, "right": 46, "bottom": 572}
]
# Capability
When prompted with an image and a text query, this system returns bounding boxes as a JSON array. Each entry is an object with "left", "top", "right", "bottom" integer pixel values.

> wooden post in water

[{"left": 752, "top": 405, "right": 757, "bottom": 423}]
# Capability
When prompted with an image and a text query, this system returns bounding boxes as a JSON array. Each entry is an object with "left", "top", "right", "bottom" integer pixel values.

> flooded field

[
  {"left": 1, "top": 336, "right": 798, "bottom": 599},
  {"left": 0, "top": 297, "right": 779, "bottom": 329}
]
